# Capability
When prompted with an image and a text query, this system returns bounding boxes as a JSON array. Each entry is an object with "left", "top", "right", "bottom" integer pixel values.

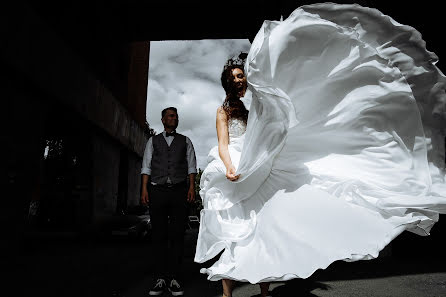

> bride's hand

[{"left": 226, "top": 165, "right": 240, "bottom": 181}]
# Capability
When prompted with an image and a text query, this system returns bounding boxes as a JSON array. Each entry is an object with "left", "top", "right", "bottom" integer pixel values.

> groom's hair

[{"left": 161, "top": 107, "right": 178, "bottom": 118}]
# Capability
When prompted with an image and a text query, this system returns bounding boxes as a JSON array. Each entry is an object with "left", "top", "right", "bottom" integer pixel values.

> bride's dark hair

[{"left": 221, "top": 52, "right": 249, "bottom": 123}]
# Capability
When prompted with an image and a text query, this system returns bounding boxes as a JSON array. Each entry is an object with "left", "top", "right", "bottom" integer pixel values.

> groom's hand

[
  {"left": 187, "top": 187, "right": 195, "bottom": 203},
  {"left": 141, "top": 189, "right": 149, "bottom": 205}
]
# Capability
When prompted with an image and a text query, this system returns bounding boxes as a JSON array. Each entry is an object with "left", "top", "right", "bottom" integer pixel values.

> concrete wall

[
  {"left": 2, "top": 2, "right": 150, "bottom": 234},
  {"left": 1, "top": 2, "right": 147, "bottom": 158},
  {"left": 90, "top": 131, "right": 142, "bottom": 218},
  {"left": 127, "top": 152, "right": 143, "bottom": 208},
  {"left": 91, "top": 133, "right": 120, "bottom": 218}
]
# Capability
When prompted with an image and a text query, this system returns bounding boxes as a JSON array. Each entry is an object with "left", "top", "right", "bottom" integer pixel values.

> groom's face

[{"left": 162, "top": 110, "right": 179, "bottom": 130}]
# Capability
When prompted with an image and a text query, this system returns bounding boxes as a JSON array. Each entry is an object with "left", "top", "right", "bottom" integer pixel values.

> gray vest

[{"left": 151, "top": 133, "right": 188, "bottom": 184}]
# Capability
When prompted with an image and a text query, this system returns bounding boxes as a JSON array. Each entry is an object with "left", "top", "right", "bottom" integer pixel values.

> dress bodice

[{"left": 228, "top": 118, "right": 247, "bottom": 141}]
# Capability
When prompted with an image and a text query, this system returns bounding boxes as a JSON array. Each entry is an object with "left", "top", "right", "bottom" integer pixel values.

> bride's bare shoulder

[{"left": 217, "top": 106, "right": 227, "bottom": 118}]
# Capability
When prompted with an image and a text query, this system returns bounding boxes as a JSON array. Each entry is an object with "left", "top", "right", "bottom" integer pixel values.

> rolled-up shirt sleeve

[
  {"left": 141, "top": 138, "right": 153, "bottom": 175},
  {"left": 186, "top": 136, "right": 198, "bottom": 175}
]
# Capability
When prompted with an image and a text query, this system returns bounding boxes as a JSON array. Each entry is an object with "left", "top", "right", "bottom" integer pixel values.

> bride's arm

[
  {"left": 216, "top": 107, "right": 240, "bottom": 181},
  {"left": 216, "top": 107, "right": 231, "bottom": 168}
]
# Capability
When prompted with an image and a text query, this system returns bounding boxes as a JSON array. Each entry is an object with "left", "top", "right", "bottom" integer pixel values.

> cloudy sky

[{"left": 146, "top": 39, "right": 252, "bottom": 170}]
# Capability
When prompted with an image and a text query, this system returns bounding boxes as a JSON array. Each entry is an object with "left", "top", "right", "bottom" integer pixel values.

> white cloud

[{"left": 147, "top": 39, "right": 251, "bottom": 169}]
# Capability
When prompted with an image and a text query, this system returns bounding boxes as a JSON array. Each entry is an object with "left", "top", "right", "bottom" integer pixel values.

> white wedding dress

[{"left": 194, "top": 3, "right": 446, "bottom": 283}]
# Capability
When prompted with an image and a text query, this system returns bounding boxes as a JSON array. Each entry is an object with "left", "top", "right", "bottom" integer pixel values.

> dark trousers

[{"left": 149, "top": 183, "right": 187, "bottom": 280}]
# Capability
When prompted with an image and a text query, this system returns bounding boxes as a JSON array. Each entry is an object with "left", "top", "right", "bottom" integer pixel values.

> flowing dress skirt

[{"left": 194, "top": 3, "right": 446, "bottom": 283}]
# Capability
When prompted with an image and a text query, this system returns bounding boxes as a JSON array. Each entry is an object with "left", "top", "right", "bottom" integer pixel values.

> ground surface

[{"left": 11, "top": 228, "right": 446, "bottom": 297}]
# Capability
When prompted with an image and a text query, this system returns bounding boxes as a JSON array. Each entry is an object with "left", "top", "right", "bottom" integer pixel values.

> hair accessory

[{"left": 224, "top": 52, "right": 248, "bottom": 71}]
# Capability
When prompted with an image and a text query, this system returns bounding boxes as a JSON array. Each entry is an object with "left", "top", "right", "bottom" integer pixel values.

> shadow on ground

[
  {"left": 252, "top": 279, "right": 331, "bottom": 297},
  {"left": 12, "top": 217, "right": 446, "bottom": 297}
]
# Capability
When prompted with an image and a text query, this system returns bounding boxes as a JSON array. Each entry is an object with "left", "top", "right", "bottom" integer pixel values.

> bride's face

[{"left": 231, "top": 68, "right": 247, "bottom": 97}]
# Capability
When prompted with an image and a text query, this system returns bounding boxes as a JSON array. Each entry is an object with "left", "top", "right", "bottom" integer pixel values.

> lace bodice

[{"left": 228, "top": 118, "right": 247, "bottom": 141}]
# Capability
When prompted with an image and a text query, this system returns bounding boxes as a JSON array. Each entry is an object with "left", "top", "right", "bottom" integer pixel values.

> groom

[{"left": 141, "top": 107, "right": 197, "bottom": 296}]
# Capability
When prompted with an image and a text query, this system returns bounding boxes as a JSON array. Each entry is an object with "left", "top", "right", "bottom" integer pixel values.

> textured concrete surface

[{"left": 13, "top": 228, "right": 446, "bottom": 297}]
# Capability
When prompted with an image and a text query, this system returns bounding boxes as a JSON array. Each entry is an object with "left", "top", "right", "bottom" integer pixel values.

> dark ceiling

[
  {"left": 26, "top": 1, "right": 442, "bottom": 42},
  {"left": 25, "top": 1, "right": 446, "bottom": 60},
  {"left": 6, "top": 1, "right": 445, "bottom": 104}
]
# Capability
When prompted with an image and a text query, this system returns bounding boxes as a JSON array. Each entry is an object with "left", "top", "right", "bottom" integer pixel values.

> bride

[
  {"left": 212, "top": 53, "right": 270, "bottom": 296},
  {"left": 195, "top": 3, "right": 446, "bottom": 297}
]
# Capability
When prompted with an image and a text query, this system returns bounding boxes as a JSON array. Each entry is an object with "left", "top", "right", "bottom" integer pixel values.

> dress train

[{"left": 194, "top": 3, "right": 446, "bottom": 283}]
